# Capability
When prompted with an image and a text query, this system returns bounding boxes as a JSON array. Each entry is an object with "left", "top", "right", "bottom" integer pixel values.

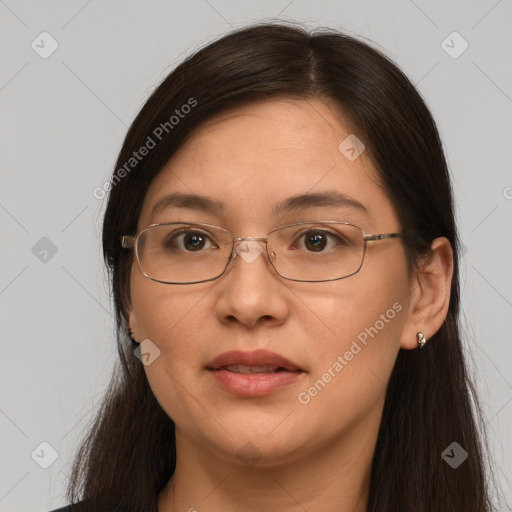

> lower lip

[{"left": 208, "top": 369, "right": 304, "bottom": 397}]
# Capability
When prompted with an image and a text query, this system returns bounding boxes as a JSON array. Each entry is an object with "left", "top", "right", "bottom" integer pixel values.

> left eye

[{"left": 293, "top": 230, "right": 344, "bottom": 252}]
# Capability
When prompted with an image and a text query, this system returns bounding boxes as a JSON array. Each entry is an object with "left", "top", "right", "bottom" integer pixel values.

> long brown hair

[{"left": 67, "top": 22, "right": 500, "bottom": 511}]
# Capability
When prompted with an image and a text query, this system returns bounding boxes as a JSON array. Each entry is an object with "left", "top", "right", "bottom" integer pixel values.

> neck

[{"left": 158, "top": 416, "right": 379, "bottom": 512}]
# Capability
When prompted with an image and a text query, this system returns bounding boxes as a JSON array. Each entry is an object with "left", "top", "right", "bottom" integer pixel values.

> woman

[{"left": 51, "top": 22, "right": 497, "bottom": 512}]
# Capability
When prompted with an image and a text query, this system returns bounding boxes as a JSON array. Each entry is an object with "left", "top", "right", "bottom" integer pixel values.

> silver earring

[{"left": 417, "top": 332, "right": 427, "bottom": 349}]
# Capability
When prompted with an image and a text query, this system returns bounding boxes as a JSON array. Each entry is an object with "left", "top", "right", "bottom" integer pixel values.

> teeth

[{"left": 223, "top": 364, "right": 282, "bottom": 374}]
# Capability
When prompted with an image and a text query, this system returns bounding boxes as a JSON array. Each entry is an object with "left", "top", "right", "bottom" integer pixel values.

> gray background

[{"left": 1, "top": 1, "right": 511, "bottom": 510}]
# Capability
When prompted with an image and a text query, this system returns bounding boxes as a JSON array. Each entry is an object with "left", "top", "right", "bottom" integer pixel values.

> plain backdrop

[{"left": 0, "top": 1, "right": 511, "bottom": 510}]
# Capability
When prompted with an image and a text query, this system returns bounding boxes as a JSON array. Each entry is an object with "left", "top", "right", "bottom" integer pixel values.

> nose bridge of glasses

[
  {"left": 232, "top": 236, "right": 275, "bottom": 260},
  {"left": 233, "top": 236, "right": 267, "bottom": 242}
]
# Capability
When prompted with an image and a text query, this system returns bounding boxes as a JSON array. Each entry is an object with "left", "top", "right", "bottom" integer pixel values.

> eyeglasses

[{"left": 121, "top": 221, "right": 405, "bottom": 284}]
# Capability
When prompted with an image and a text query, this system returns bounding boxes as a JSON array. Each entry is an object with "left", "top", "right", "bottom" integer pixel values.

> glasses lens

[
  {"left": 268, "top": 222, "right": 364, "bottom": 281},
  {"left": 136, "top": 223, "right": 232, "bottom": 283}
]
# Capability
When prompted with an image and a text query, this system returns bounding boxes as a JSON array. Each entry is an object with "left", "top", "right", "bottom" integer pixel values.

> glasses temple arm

[
  {"left": 121, "top": 235, "right": 136, "bottom": 249},
  {"left": 364, "top": 232, "right": 404, "bottom": 242}
]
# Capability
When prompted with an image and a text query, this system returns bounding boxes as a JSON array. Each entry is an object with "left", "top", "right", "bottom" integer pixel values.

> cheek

[
  {"left": 131, "top": 269, "right": 211, "bottom": 342},
  {"left": 299, "top": 265, "right": 407, "bottom": 404},
  {"left": 304, "top": 271, "right": 405, "bottom": 348},
  {"left": 130, "top": 273, "right": 213, "bottom": 388},
  {"left": 132, "top": 292, "right": 211, "bottom": 428},
  {"left": 291, "top": 300, "right": 403, "bottom": 442}
]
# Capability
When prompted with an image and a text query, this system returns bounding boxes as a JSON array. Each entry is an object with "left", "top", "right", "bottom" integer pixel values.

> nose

[{"left": 214, "top": 238, "right": 289, "bottom": 329}]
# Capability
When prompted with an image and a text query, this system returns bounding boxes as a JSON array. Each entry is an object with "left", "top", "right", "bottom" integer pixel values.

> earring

[{"left": 417, "top": 331, "right": 427, "bottom": 349}]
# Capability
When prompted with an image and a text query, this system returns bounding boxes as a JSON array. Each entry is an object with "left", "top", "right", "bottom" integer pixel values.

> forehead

[{"left": 138, "top": 98, "right": 397, "bottom": 232}]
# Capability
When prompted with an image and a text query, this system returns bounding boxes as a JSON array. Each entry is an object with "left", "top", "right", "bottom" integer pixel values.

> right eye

[{"left": 164, "top": 230, "right": 217, "bottom": 252}]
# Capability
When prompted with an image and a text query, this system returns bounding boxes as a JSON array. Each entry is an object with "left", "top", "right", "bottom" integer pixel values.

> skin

[{"left": 127, "top": 98, "right": 453, "bottom": 512}]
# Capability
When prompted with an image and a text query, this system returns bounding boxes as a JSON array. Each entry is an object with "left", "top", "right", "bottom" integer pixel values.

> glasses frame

[{"left": 121, "top": 221, "right": 406, "bottom": 285}]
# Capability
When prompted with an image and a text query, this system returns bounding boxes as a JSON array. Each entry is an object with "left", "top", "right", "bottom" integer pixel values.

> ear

[
  {"left": 126, "top": 303, "right": 140, "bottom": 343},
  {"left": 400, "top": 237, "right": 454, "bottom": 350}
]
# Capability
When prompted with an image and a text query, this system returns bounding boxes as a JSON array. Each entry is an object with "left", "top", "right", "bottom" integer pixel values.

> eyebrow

[{"left": 149, "top": 191, "right": 369, "bottom": 220}]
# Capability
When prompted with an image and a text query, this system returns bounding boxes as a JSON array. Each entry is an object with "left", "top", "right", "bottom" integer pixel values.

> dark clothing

[{"left": 48, "top": 502, "right": 143, "bottom": 512}]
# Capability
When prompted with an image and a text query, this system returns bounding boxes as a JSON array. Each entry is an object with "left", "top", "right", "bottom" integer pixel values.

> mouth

[
  {"left": 211, "top": 364, "right": 300, "bottom": 374},
  {"left": 206, "top": 349, "right": 303, "bottom": 373},
  {"left": 206, "top": 350, "right": 305, "bottom": 397}
]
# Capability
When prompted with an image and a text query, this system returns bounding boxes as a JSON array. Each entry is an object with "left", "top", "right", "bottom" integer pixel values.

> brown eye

[
  {"left": 166, "top": 230, "right": 215, "bottom": 252},
  {"left": 304, "top": 231, "right": 328, "bottom": 252},
  {"left": 294, "top": 229, "right": 344, "bottom": 252}
]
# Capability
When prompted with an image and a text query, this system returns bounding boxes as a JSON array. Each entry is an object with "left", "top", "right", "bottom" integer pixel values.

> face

[{"left": 128, "top": 98, "right": 413, "bottom": 467}]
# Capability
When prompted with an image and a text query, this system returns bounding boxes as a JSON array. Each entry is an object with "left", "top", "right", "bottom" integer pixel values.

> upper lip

[{"left": 206, "top": 349, "right": 303, "bottom": 371}]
